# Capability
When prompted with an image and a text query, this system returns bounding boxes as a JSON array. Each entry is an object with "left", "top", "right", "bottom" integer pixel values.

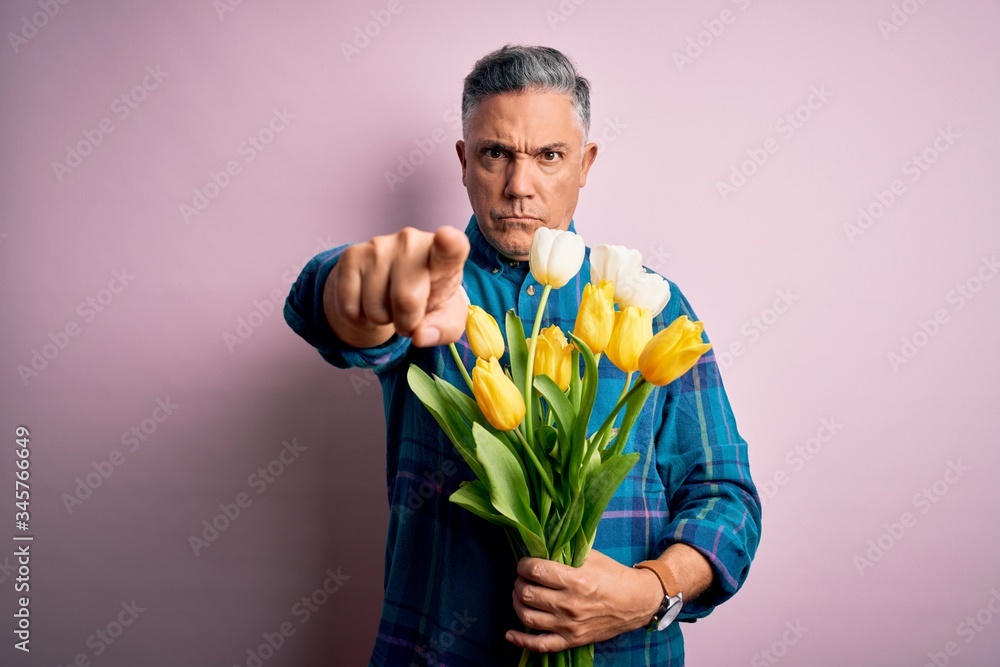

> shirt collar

[{"left": 463, "top": 214, "right": 578, "bottom": 273}]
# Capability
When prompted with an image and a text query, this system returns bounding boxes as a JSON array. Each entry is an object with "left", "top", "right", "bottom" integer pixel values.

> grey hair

[{"left": 461, "top": 44, "right": 591, "bottom": 141}]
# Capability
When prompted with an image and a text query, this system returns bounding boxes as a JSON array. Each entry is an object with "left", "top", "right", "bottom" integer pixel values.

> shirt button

[
  {"left": 526, "top": 285, "right": 536, "bottom": 296},
  {"left": 492, "top": 267, "right": 499, "bottom": 274},
  {"left": 509, "top": 260, "right": 519, "bottom": 267}
]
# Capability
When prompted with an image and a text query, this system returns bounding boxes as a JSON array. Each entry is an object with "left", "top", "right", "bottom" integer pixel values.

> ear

[
  {"left": 456, "top": 140, "right": 467, "bottom": 187},
  {"left": 579, "top": 142, "right": 598, "bottom": 187}
]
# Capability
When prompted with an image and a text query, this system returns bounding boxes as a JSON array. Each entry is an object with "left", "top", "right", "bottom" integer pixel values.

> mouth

[{"left": 497, "top": 215, "right": 542, "bottom": 224}]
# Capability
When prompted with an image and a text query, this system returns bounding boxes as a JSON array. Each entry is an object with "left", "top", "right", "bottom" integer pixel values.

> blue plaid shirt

[{"left": 284, "top": 216, "right": 761, "bottom": 666}]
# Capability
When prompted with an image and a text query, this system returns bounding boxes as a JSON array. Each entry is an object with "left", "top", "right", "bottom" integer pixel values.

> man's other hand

[
  {"left": 323, "top": 226, "right": 470, "bottom": 349},
  {"left": 506, "top": 550, "right": 663, "bottom": 652}
]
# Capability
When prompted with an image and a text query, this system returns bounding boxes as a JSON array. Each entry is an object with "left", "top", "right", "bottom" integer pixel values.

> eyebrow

[{"left": 475, "top": 140, "right": 572, "bottom": 154}]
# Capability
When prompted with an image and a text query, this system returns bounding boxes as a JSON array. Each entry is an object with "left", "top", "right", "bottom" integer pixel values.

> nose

[{"left": 504, "top": 156, "right": 536, "bottom": 199}]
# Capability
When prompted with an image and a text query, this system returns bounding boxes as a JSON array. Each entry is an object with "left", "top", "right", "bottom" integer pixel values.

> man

[{"left": 285, "top": 45, "right": 761, "bottom": 666}]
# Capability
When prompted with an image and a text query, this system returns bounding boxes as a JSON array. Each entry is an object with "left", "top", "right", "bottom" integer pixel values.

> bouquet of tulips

[{"left": 406, "top": 228, "right": 712, "bottom": 667}]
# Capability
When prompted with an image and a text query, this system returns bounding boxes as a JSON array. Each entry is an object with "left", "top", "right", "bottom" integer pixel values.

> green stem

[
  {"left": 448, "top": 342, "right": 474, "bottom": 393},
  {"left": 523, "top": 284, "right": 553, "bottom": 447},
  {"left": 592, "top": 377, "right": 648, "bottom": 450},
  {"left": 515, "top": 427, "right": 557, "bottom": 500},
  {"left": 616, "top": 371, "right": 633, "bottom": 405}
]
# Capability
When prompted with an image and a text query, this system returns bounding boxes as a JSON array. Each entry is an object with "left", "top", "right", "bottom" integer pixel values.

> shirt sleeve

[
  {"left": 283, "top": 245, "right": 412, "bottom": 374},
  {"left": 652, "top": 282, "right": 762, "bottom": 621}
]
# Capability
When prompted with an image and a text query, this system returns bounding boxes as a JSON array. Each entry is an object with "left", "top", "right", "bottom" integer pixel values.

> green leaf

[
  {"left": 567, "top": 332, "right": 600, "bottom": 490},
  {"left": 579, "top": 452, "right": 640, "bottom": 559},
  {"left": 605, "top": 381, "right": 655, "bottom": 460},
  {"left": 406, "top": 366, "right": 485, "bottom": 480},
  {"left": 437, "top": 378, "right": 526, "bottom": 472},
  {"left": 505, "top": 309, "right": 527, "bottom": 401},
  {"left": 449, "top": 480, "right": 513, "bottom": 528},
  {"left": 534, "top": 374, "right": 576, "bottom": 457},
  {"left": 471, "top": 423, "right": 547, "bottom": 557}
]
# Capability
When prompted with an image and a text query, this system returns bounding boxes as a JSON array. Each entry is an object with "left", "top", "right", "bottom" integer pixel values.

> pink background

[{"left": 3, "top": 1, "right": 999, "bottom": 665}]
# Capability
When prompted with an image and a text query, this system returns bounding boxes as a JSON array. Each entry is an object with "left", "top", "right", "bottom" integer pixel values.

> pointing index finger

[{"left": 427, "top": 225, "right": 470, "bottom": 279}]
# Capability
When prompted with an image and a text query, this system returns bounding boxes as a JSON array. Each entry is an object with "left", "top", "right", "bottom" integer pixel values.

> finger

[
  {"left": 410, "top": 284, "right": 469, "bottom": 347},
  {"left": 360, "top": 238, "right": 394, "bottom": 325},
  {"left": 516, "top": 557, "right": 571, "bottom": 590},
  {"left": 504, "top": 629, "right": 570, "bottom": 653},
  {"left": 329, "top": 250, "right": 364, "bottom": 323},
  {"left": 426, "top": 226, "right": 469, "bottom": 311},
  {"left": 388, "top": 240, "right": 432, "bottom": 337},
  {"left": 513, "top": 574, "right": 560, "bottom": 615}
]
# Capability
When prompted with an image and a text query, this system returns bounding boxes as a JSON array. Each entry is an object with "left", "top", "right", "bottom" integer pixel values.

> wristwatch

[{"left": 633, "top": 559, "right": 684, "bottom": 631}]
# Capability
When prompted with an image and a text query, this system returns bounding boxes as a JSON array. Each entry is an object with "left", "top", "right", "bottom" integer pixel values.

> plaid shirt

[{"left": 284, "top": 216, "right": 762, "bottom": 666}]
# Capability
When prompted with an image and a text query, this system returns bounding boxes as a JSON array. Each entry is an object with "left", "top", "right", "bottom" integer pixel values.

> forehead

[{"left": 467, "top": 91, "right": 582, "bottom": 145}]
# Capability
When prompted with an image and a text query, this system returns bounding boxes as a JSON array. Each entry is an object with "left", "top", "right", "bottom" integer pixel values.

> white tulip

[
  {"left": 590, "top": 243, "right": 670, "bottom": 317},
  {"left": 529, "top": 227, "right": 585, "bottom": 288},
  {"left": 622, "top": 270, "right": 671, "bottom": 317},
  {"left": 590, "top": 244, "right": 643, "bottom": 292}
]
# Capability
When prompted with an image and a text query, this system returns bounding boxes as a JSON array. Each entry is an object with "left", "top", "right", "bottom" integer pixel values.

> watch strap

[{"left": 633, "top": 559, "right": 681, "bottom": 598}]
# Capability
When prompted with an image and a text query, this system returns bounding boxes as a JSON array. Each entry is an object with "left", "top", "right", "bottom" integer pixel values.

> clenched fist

[{"left": 323, "top": 226, "right": 471, "bottom": 349}]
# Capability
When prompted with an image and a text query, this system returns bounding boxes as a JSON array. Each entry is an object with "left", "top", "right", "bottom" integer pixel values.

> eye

[
  {"left": 484, "top": 148, "right": 505, "bottom": 160},
  {"left": 541, "top": 151, "right": 561, "bottom": 162}
]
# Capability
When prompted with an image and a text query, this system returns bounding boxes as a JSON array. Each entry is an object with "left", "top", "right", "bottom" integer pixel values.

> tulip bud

[
  {"left": 573, "top": 280, "right": 615, "bottom": 354},
  {"left": 528, "top": 325, "right": 573, "bottom": 391},
  {"left": 466, "top": 305, "right": 505, "bottom": 360},
  {"left": 472, "top": 357, "right": 526, "bottom": 430},
  {"left": 605, "top": 306, "right": 653, "bottom": 374},
  {"left": 637, "top": 316, "right": 713, "bottom": 386},
  {"left": 529, "top": 227, "right": 585, "bottom": 289}
]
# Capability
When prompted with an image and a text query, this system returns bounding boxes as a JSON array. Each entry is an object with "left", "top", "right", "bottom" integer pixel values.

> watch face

[{"left": 655, "top": 596, "right": 683, "bottom": 631}]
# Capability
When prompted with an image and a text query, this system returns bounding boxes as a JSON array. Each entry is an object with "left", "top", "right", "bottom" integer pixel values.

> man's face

[{"left": 456, "top": 91, "right": 598, "bottom": 261}]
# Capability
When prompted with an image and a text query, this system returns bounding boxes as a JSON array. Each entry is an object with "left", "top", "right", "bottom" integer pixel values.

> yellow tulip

[
  {"left": 466, "top": 305, "right": 505, "bottom": 360},
  {"left": 573, "top": 280, "right": 615, "bottom": 355},
  {"left": 528, "top": 325, "right": 573, "bottom": 391},
  {"left": 605, "top": 306, "right": 653, "bottom": 374},
  {"left": 472, "top": 356, "right": 525, "bottom": 430},
  {"left": 637, "top": 315, "right": 713, "bottom": 386}
]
